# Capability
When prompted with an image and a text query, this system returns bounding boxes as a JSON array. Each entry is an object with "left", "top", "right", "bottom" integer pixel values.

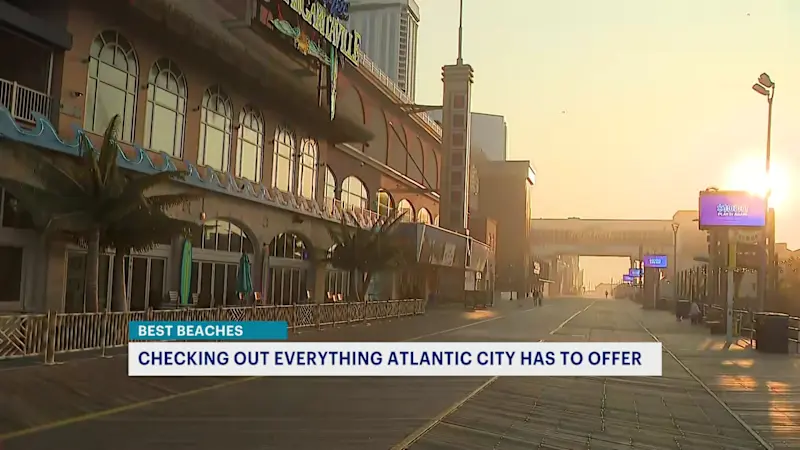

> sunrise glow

[{"left": 724, "top": 156, "right": 790, "bottom": 209}]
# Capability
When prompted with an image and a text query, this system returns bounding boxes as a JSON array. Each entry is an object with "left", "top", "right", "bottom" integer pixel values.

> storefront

[
  {"left": 0, "top": 188, "right": 38, "bottom": 313},
  {"left": 395, "top": 223, "right": 493, "bottom": 304}
]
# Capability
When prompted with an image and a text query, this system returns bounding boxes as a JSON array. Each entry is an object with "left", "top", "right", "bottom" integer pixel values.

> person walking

[{"left": 689, "top": 301, "right": 702, "bottom": 325}]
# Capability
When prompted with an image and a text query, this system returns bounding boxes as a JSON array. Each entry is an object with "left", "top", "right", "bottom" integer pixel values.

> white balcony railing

[
  {"left": 0, "top": 78, "right": 51, "bottom": 124},
  {"left": 356, "top": 51, "right": 442, "bottom": 138},
  {"left": 323, "top": 197, "right": 426, "bottom": 225}
]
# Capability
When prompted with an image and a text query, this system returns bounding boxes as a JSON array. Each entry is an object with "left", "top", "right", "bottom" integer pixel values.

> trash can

[
  {"left": 755, "top": 313, "right": 789, "bottom": 354},
  {"left": 676, "top": 300, "right": 690, "bottom": 319}
]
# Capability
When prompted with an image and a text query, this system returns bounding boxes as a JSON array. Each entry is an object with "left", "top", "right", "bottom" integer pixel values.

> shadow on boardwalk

[
  {"left": 636, "top": 304, "right": 800, "bottom": 449},
  {"left": 0, "top": 300, "right": 542, "bottom": 442}
]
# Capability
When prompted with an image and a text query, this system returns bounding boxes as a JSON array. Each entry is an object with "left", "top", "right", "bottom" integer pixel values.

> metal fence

[
  {"left": 0, "top": 299, "right": 426, "bottom": 364},
  {"left": 702, "top": 304, "right": 800, "bottom": 353},
  {"left": 660, "top": 298, "right": 800, "bottom": 353}
]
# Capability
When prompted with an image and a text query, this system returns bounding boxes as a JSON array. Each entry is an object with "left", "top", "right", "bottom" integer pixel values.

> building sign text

[{"left": 282, "top": 0, "right": 361, "bottom": 65}]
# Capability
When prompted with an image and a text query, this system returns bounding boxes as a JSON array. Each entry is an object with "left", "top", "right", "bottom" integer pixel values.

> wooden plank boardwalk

[{"left": 1, "top": 298, "right": 798, "bottom": 449}]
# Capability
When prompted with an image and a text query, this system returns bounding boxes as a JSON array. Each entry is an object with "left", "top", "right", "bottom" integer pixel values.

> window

[
  {"left": 272, "top": 127, "right": 295, "bottom": 192},
  {"left": 417, "top": 207, "right": 432, "bottom": 224},
  {"left": 198, "top": 86, "right": 233, "bottom": 172},
  {"left": 324, "top": 167, "right": 337, "bottom": 201},
  {"left": 236, "top": 106, "right": 265, "bottom": 182},
  {"left": 297, "top": 139, "right": 318, "bottom": 199},
  {"left": 194, "top": 219, "right": 254, "bottom": 254},
  {"left": 434, "top": 215, "right": 440, "bottom": 226},
  {"left": 377, "top": 190, "right": 393, "bottom": 217},
  {"left": 269, "top": 233, "right": 309, "bottom": 260},
  {"left": 85, "top": 31, "right": 138, "bottom": 142},
  {"left": 144, "top": 59, "right": 186, "bottom": 157},
  {"left": 341, "top": 176, "right": 368, "bottom": 209},
  {"left": 397, "top": 199, "right": 414, "bottom": 222}
]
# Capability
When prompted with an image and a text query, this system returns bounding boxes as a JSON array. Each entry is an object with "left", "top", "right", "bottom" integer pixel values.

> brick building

[{"left": 0, "top": 0, "right": 489, "bottom": 312}]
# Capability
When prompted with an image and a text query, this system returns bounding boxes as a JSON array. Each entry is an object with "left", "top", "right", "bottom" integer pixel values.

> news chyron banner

[{"left": 128, "top": 321, "right": 663, "bottom": 377}]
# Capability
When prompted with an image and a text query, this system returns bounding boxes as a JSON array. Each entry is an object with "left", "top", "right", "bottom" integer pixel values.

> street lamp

[
  {"left": 752, "top": 73, "right": 775, "bottom": 312},
  {"left": 672, "top": 222, "right": 680, "bottom": 303}
]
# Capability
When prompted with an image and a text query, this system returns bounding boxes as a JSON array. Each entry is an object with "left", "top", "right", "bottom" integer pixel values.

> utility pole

[{"left": 726, "top": 229, "right": 737, "bottom": 345}]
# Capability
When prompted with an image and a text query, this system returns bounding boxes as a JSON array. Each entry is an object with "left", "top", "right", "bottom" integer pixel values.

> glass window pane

[
  {"left": 229, "top": 224, "right": 243, "bottom": 253},
  {"left": 150, "top": 104, "right": 178, "bottom": 155},
  {"left": 216, "top": 220, "right": 231, "bottom": 251},
  {"left": 149, "top": 258, "right": 166, "bottom": 308},
  {"left": 226, "top": 264, "right": 238, "bottom": 305},
  {"left": 273, "top": 155, "right": 292, "bottom": 191},
  {"left": 213, "top": 263, "right": 225, "bottom": 305},
  {"left": 93, "top": 83, "right": 125, "bottom": 134}
]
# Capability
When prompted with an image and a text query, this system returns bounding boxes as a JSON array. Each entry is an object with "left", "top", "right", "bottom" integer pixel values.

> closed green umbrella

[{"left": 236, "top": 253, "right": 254, "bottom": 302}]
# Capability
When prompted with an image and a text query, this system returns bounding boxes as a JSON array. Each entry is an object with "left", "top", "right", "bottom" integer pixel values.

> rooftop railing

[{"left": 356, "top": 51, "right": 442, "bottom": 138}]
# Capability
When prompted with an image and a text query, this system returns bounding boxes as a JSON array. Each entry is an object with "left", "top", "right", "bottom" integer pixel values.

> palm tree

[
  {"left": 73, "top": 204, "right": 200, "bottom": 311},
  {"left": 0, "top": 115, "right": 191, "bottom": 311},
  {"left": 324, "top": 210, "right": 410, "bottom": 302}
]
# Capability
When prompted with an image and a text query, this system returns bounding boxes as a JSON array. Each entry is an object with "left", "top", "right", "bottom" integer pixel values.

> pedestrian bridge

[{"left": 530, "top": 217, "right": 676, "bottom": 259}]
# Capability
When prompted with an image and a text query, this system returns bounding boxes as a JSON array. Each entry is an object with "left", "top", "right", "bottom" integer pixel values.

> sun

[{"left": 724, "top": 156, "right": 790, "bottom": 209}]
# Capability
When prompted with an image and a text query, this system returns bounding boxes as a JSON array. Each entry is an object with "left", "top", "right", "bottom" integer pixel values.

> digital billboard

[
  {"left": 698, "top": 190, "right": 766, "bottom": 229},
  {"left": 628, "top": 268, "right": 641, "bottom": 277},
  {"left": 643, "top": 255, "right": 668, "bottom": 268},
  {"left": 622, "top": 275, "right": 634, "bottom": 282}
]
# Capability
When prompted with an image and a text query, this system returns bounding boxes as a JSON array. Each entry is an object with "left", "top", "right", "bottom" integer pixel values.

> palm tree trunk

[
  {"left": 111, "top": 250, "right": 128, "bottom": 312},
  {"left": 348, "top": 270, "right": 359, "bottom": 302},
  {"left": 360, "top": 271, "right": 373, "bottom": 303},
  {"left": 86, "top": 228, "right": 101, "bottom": 312}
]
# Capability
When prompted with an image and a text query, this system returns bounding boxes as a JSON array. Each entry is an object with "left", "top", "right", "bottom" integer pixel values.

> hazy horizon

[{"left": 412, "top": 0, "right": 800, "bottom": 283}]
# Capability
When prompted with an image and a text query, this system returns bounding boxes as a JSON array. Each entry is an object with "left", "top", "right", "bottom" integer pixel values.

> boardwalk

[{"left": 1, "top": 298, "right": 798, "bottom": 449}]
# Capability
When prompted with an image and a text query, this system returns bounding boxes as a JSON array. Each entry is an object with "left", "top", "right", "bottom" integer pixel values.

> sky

[{"left": 412, "top": 0, "right": 800, "bottom": 284}]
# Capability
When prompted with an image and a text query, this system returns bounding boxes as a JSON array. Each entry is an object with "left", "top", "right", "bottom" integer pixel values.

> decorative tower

[{"left": 438, "top": 0, "right": 473, "bottom": 234}]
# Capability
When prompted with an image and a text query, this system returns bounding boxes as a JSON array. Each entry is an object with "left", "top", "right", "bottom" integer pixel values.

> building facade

[
  {"left": 348, "top": 0, "right": 419, "bottom": 99},
  {"left": 0, "top": 0, "right": 488, "bottom": 313},
  {"left": 470, "top": 159, "right": 536, "bottom": 297},
  {"left": 430, "top": 111, "right": 508, "bottom": 162}
]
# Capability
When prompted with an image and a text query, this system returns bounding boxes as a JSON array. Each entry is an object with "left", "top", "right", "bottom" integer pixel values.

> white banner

[{"left": 128, "top": 342, "right": 663, "bottom": 377}]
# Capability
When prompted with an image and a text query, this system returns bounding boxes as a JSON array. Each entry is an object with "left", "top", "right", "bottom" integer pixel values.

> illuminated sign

[
  {"left": 643, "top": 255, "right": 668, "bottom": 268},
  {"left": 281, "top": 0, "right": 362, "bottom": 65}
]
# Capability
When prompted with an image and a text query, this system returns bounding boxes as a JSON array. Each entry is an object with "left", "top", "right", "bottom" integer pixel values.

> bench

[{"left": 704, "top": 308, "right": 726, "bottom": 335}]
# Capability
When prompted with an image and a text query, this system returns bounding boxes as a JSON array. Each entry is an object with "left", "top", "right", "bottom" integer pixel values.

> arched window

[
  {"left": 269, "top": 232, "right": 309, "bottom": 260},
  {"left": 397, "top": 199, "right": 414, "bottom": 222},
  {"left": 236, "top": 106, "right": 264, "bottom": 182},
  {"left": 144, "top": 59, "right": 186, "bottom": 157},
  {"left": 198, "top": 86, "right": 233, "bottom": 172},
  {"left": 417, "top": 208, "right": 432, "bottom": 224},
  {"left": 324, "top": 166, "right": 337, "bottom": 201},
  {"left": 341, "top": 176, "right": 368, "bottom": 209},
  {"left": 272, "top": 127, "right": 295, "bottom": 192},
  {"left": 195, "top": 219, "right": 254, "bottom": 254},
  {"left": 85, "top": 31, "right": 138, "bottom": 142},
  {"left": 377, "top": 190, "right": 393, "bottom": 217},
  {"left": 434, "top": 215, "right": 440, "bottom": 226},
  {"left": 297, "top": 138, "right": 318, "bottom": 199}
]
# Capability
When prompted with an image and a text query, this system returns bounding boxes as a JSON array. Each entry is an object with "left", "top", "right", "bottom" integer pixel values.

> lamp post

[
  {"left": 752, "top": 73, "right": 775, "bottom": 312},
  {"left": 672, "top": 222, "right": 680, "bottom": 303}
]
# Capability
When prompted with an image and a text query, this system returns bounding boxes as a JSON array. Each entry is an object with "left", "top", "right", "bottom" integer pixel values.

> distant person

[
  {"left": 689, "top": 302, "right": 702, "bottom": 324},
  {"left": 605, "top": 291, "right": 609, "bottom": 299}
]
